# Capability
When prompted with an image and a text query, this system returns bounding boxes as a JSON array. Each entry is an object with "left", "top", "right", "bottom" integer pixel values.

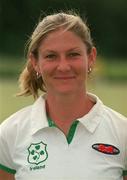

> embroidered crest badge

[{"left": 27, "top": 141, "right": 48, "bottom": 165}]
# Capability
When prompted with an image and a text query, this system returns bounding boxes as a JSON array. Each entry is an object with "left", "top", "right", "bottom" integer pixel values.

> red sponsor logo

[{"left": 92, "top": 143, "right": 120, "bottom": 155}]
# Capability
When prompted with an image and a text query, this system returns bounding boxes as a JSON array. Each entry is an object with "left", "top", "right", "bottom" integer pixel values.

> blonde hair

[{"left": 18, "top": 11, "right": 94, "bottom": 99}]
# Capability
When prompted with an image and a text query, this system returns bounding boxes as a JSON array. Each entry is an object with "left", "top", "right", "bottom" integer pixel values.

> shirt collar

[
  {"left": 30, "top": 93, "right": 104, "bottom": 135},
  {"left": 78, "top": 93, "right": 104, "bottom": 133},
  {"left": 30, "top": 95, "right": 49, "bottom": 135}
]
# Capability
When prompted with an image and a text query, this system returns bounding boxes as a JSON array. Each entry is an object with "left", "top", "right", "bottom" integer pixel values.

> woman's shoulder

[
  {"left": 0, "top": 95, "right": 46, "bottom": 134},
  {"left": 103, "top": 105, "right": 127, "bottom": 122},
  {"left": 0, "top": 105, "right": 32, "bottom": 132},
  {"left": 89, "top": 93, "right": 127, "bottom": 128},
  {"left": 102, "top": 104, "right": 127, "bottom": 136}
]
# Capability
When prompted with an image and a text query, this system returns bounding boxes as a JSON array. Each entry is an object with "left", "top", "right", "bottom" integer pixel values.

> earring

[
  {"left": 88, "top": 67, "right": 92, "bottom": 74},
  {"left": 36, "top": 72, "right": 41, "bottom": 79}
]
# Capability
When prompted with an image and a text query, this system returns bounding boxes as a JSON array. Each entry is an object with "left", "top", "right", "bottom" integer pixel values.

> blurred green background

[{"left": 0, "top": 0, "right": 127, "bottom": 123}]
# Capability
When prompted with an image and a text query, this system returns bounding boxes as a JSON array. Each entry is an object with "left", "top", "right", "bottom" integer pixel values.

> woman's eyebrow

[
  {"left": 41, "top": 47, "right": 82, "bottom": 54},
  {"left": 66, "top": 47, "right": 82, "bottom": 52},
  {"left": 41, "top": 50, "right": 57, "bottom": 54}
]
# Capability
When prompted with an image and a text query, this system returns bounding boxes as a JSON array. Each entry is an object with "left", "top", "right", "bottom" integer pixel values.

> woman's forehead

[
  {"left": 39, "top": 29, "right": 85, "bottom": 50},
  {"left": 41, "top": 29, "right": 83, "bottom": 45}
]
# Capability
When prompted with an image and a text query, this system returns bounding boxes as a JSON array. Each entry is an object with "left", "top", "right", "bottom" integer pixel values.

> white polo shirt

[{"left": 0, "top": 93, "right": 127, "bottom": 180}]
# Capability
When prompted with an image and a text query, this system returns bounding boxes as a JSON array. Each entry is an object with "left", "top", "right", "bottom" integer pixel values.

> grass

[
  {"left": 94, "top": 57, "right": 127, "bottom": 81},
  {"left": 0, "top": 79, "right": 34, "bottom": 123},
  {"left": 89, "top": 80, "right": 127, "bottom": 116},
  {"left": 0, "top": 79, "right": 127, "bottom": 123}
]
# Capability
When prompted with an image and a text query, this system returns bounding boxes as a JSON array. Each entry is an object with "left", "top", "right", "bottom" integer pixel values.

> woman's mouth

[{"left": 54, "top": 76, "right": 75, "bottom": 80}]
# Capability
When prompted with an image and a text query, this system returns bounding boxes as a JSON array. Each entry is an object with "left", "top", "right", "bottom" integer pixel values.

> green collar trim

[
  {"left": 67, "top": 120, "right": 79, "bottom": 144},
  {"left": 48, "top": 117, "right": 79, "bottom": 144},
  {"left": 0, "top": 163, "right": 16, "bottom": 174},
  {"left": 48, "top": 117, "right": 56, "bottom": 127}
]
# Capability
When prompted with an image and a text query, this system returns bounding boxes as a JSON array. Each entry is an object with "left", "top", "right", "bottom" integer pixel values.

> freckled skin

[{"left": 31, "top": 29, "right": 96, "bottom": 96}]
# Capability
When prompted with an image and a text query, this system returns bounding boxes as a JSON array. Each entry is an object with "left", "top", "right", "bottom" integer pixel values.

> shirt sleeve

[
  {"left": 0, "top": 123, "right": 16, "bottom": 174},
  {"left": 123, "top": 147, "right": 127, "bottom": 176},
  {"left": 123, "top": 125, "right": 127, "bottom": 176}
]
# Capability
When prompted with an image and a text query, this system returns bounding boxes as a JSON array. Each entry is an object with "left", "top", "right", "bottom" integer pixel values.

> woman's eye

[
  {"left": 69, "top": 52, "right": 80, "bottom": 57},
  {"left": 45, "top": 54, "right": 56, "bottom": 59}
]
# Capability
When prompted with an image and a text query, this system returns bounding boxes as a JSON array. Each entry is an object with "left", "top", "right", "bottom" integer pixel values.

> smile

[{"left": 54, "top": 76, "right": 75, "bottom": 80}]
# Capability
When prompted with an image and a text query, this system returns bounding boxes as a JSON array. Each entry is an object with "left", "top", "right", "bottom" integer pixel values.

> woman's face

[{"left": 31, "top": 29, "right": 96, "bottom": 95}]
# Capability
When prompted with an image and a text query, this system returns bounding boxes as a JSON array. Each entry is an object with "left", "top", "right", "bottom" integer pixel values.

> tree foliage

[{"left": 0, "top": 0, "right": 127, "bottom": 58}]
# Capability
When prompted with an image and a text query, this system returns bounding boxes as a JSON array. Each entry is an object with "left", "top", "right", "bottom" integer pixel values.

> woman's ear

[
  {"left": 88, "top": 47, "right": 97, "bottom": 69},
  {"left": 29, "top": 53, "right": 40, "bottom": 73}
]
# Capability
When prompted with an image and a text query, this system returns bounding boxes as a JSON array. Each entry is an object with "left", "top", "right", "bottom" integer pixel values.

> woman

[{"left": 0, "top": 12, "right": 127, "bottom": 180}]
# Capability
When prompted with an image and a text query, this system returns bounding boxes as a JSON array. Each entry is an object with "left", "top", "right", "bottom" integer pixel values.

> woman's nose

[{"left": 57, "top": 56, "right": 71, "bottom": 72}]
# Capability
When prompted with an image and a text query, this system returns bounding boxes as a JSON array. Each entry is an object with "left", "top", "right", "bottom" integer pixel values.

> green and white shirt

[{"left": 0, "top": 93, "right": 127, "bottom": 180}]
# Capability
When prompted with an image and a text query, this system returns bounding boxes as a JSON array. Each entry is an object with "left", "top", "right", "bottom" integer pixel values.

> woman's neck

[{"left": 45, "top": 92, "right": 94, "bottom": 133}]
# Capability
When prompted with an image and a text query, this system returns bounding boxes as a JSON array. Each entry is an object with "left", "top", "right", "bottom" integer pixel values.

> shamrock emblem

[{"left": 27, "top": 141, "right": 48, "bottom": 165}]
